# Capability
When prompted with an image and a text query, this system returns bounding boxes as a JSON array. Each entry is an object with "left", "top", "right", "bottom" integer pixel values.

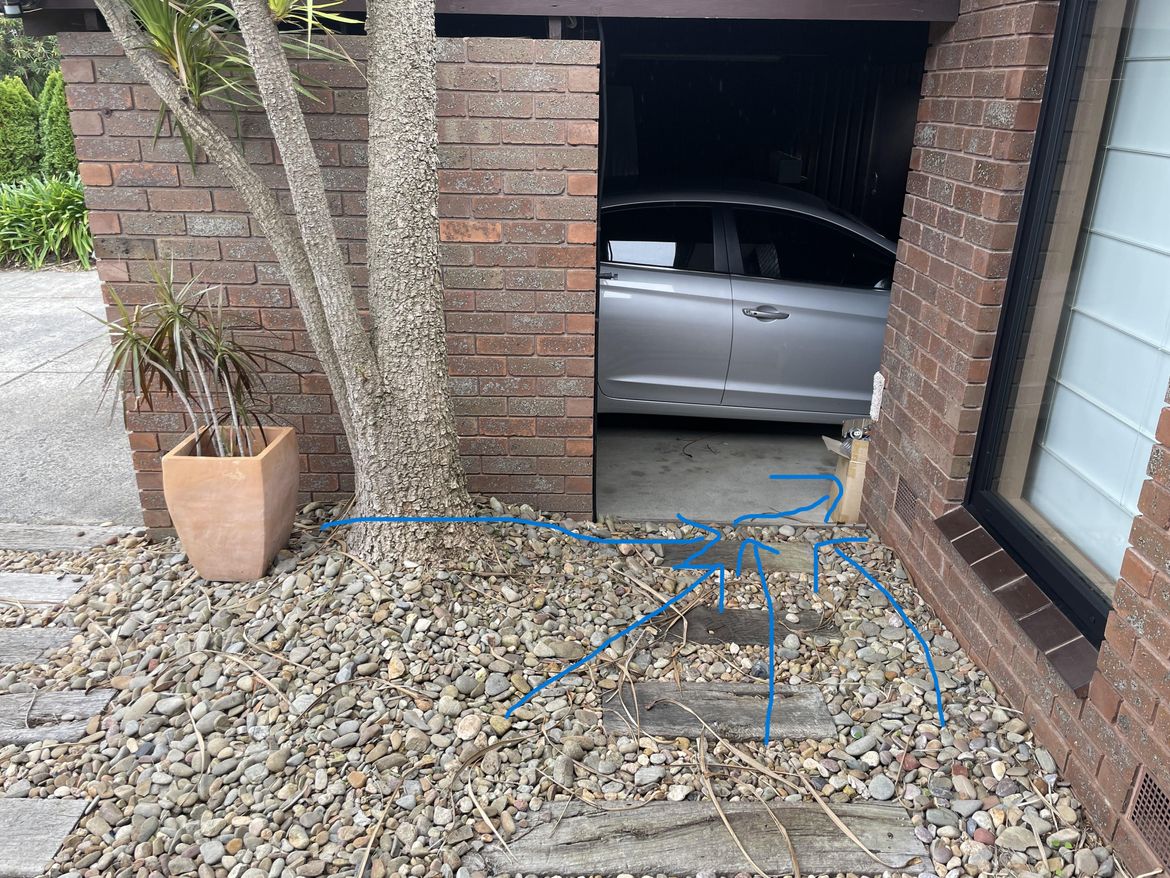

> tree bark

[
  {"left": 93, "top": 0, "right": 477, "bottom": 562},
  {"left": 362, "top": 0, "right": 476, "bottom": 555}
]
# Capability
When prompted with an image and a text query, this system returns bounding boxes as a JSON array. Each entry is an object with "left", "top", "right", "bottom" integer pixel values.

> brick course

[
  {"left": 58, "top": 33, "right": 600, "bottom": 529},
  {"left": 862, "top": 1, "right": 1168, "bottom": 871}
]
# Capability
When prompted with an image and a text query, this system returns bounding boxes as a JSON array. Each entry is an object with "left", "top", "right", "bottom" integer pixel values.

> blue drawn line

[
  {"left": 672, "top": 516, "right": 726, "bottom": 611},
  {"left": 505, "top": 566, "right": 718, "bottom": 717},
  {"left": 812, "top": 537, "right": 869, "bottom": 594},
  {"left": 832, "top": 544, "right": 947, "bottom": 728},
  {"left": 735, "top": 538, "right": 780, "bottom": 744},
  {"left": 321, "top": 514, "right": 712, "bottom": 547},
  {"left": 320, "top": 471, "right": 948, "bottom": 735},
  {"left": 731, "top": 495, "right": 833, "bottom": 528}
]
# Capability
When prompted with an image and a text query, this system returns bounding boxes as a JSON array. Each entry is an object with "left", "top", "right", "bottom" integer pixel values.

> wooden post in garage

[{"left": 822, "top": 421, "right": 870, "bottom": 524}]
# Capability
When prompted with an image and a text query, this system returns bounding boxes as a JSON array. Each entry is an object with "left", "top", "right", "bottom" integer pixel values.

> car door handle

[
  {"left": 742, "top": 307, "right": 789, "bottom": 320},
  {"left": 599, "top": 270, "right": 618, "bottom": 280}
]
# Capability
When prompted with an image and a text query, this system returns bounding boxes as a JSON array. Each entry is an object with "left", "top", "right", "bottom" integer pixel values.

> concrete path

[
  {"left": 0, "top": 270, "right": 140, "bottom": 527},
  {"left": 0, "top": 572, "right": 88, "bottom": 605},
  {"left": 0, "top": 799, "right": 90, "bottom": 878},
  {"left": 596, "top": 414, "right": 837, "bottom": 523},
  {"left": 0, "top": 541, "right": 109, "bottom": 876}
]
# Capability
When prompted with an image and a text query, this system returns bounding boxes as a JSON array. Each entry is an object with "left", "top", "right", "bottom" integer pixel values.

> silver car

[{"left": 597, "top": 184, "right": 896, "bottom": 423}]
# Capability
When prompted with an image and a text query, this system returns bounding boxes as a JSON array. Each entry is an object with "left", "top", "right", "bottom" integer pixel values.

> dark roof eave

[{"left": 22, "top": 0, "right": 958, "bottom": 35}]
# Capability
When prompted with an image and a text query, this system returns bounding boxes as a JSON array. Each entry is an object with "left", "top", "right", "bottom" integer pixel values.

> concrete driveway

[
  {"left": 596, "top": 414, "right": 838, "bottom": 524},
  {"left": 0, "top": 270, "right": 141, "bottom": 526}
]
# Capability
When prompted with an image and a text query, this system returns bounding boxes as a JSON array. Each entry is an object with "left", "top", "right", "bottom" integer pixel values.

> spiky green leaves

[{"left": 0, "top": 175, "right": 91, "bottom": 268}]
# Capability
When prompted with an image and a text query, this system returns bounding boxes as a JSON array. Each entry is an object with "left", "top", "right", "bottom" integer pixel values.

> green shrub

[
  {"left": 39, "top": 71, "right": 77, "bottom": 177},
  {"left": 0, "top": 76, "right": 39, "bottom": 183},
  {"left": 0, "top": 175, "right": 92, "bottom": 269},
  {"left": 0, "top": 19, "right": 59, "bottom": 95}
]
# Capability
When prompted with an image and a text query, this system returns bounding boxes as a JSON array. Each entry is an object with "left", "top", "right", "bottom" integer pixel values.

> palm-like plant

[
  {"left": 127, "top": 0, "right": 359, "bottom": 163},
  {"left": 98, "top": 263, "right": 290, "bottom": 457}
]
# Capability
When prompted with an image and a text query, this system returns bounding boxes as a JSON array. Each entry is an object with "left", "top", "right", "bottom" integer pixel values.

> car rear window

[
  {"left": 734, "top": 208, "right": 894, "bottom": 289},
  {"left": 601, "top": 204, "right": 715, "bottom": 273}
]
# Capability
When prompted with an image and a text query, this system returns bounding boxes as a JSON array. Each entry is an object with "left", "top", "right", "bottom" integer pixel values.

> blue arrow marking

[
  {"left": 735, "top": 538, "right": 781, "bottom": 744},
  {"left": 830, "top": 543, "right": 946, "bottom": 727},
  {"left": 320, "top": 472, "right": 948, "bottom": 735},
  {"left": 812, "top": 536, "right": 869, "bottom": 594},
  {"left": 506, "top": 565, "right": 718, "bottom": 717}
]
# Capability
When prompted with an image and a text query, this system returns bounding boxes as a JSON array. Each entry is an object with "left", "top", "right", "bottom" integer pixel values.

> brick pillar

[
  {"left": 58, "top": 33, "right": 600, "bottom": 529},
  {"left": 865, "top": 2, "right": 1056, "bottom": 529},
  {"left": 861, "top": 3, "right": 1170, "bottom": 871}
]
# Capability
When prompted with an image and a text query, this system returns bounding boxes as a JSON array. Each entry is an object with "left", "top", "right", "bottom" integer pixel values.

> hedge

[
  {"left": 0, "top": 76, "right": 39, "bottom": 184},
  {"left": 39, "top": 70, "right": 77, "bottom": 177}
]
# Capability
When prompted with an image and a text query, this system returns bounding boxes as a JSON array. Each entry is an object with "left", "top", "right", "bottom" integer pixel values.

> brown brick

[
  {"left": 567, "top": 121, "right": 599, "bottom": 145},
  {"left": 440, "top": 220, "right": 503, "bottom": 243},
  {"left": 79, "top": 163, "right": 113, "bottom": 187},
  {"left": 502, "top": 120, "right": 564, "bottom": 145},
  {"left": 467, "top": 38, "right": 535, "bottom": 64},
  {"left": 535, "top": 94, "right": 599, "bottom": 120},
  {"left": 69, "top": 111, "right": 103, "bottom": 136},
  {"left": 112, "top": 162, "right": 179, "bottom": 188},
  {"left": 66, "top": 83, "right": 132, "bottom": 110},
  {"left": 567, "top": 222, "right": 596, "bottom": 244}
]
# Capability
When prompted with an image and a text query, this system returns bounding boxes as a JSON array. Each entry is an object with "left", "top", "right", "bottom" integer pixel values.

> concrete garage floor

[
  {"left": 596, "top": 414, "right": 840, "bottom": 524},
  {"left": 0, "top": 270, "right": 141, "bottom": 526}
]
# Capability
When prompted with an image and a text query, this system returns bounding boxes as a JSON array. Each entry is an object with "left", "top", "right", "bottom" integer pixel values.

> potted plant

[{"left": 99, "top": 264, "right": 299, "bottom": 581}]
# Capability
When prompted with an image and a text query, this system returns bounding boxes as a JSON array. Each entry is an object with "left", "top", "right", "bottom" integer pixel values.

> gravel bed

[{"left": 0, "top": 501, "right": 1119, "bottom": 878}]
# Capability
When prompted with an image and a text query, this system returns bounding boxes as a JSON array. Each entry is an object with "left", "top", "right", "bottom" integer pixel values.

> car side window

[
  {"left": 601, "top": 205, "right": 716, "bottom": 273},
  {"left": 733, "top": 208, "right": 894, "bottom": 289}
]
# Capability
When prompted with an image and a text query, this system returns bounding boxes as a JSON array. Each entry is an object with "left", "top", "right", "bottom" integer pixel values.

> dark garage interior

[
  {"left": 593, "top": 17, "right": 927, "bottom": 523},
  {"left": 599, "top": 18, "right": 927, "bottom": 237}
]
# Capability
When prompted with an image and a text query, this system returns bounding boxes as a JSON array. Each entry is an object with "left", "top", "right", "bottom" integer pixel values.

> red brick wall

[
  {"left": 862, "top": 1, "right": 1168, "bottom": 871},
  {"left": 58, "top": 33, "right": 600, "bottom": 529}
]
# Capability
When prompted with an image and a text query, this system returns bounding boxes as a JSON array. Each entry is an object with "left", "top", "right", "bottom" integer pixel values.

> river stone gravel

[{"left": 0, "top": 500, "right": 1117, "bottom": 878}]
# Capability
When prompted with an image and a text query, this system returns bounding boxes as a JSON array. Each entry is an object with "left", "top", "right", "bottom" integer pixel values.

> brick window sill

[{"left": 935, "top": 506, "right": 1099, "bottom": 698}]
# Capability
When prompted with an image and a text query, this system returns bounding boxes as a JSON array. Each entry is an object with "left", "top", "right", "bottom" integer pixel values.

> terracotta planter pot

[{"left": 162, "top": 426, "right": 299, "bottom": 581}]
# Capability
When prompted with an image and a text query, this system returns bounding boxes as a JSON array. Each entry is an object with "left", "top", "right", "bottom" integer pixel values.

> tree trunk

[
  {"left": 94, "top": 0, "right": 478, "bottom": 563},
  {"left": 360, "top": 0, "right": 476, "bottom": 557}
]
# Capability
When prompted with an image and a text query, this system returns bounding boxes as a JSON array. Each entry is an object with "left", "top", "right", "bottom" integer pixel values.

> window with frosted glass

[{"left": 987, "top": 0, "right": 1169, "bottom": 605}]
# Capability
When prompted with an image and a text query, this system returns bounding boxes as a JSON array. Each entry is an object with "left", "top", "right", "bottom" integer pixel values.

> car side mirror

[{"left": 874, "top": 278, "right": 891, "bottom": 291}]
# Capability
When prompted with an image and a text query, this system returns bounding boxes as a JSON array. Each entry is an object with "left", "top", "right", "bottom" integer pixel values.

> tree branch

[
  {"left": 92, "top": 0, "right": 358, "bottom": 443},
  {"left": 232, "top": 0, "right": 380, "bottom": 407}
]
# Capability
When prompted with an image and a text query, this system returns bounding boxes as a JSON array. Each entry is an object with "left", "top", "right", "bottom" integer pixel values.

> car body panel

[
  {"left": 724, "top": 276, "right": 890, "bottom": 414},
  {"left": 597, "top": 264, "right": 733, "bottom": 404}
]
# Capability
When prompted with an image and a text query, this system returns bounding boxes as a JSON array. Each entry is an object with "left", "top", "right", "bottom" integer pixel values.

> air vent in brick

[
  {"left": 1129, "top": 769, "right": 1170, "bottom": 870},
  {"left": 894, "top": 477, "right": 921, "bottom": 526}
]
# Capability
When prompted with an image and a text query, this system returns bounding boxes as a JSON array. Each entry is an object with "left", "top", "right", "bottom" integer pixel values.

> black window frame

[
  {"left": 599, "top": 202, "right": 729, "bottom": 274},
  {"left": 722, "top": 205, "right": 895, "bottom": 290},
  {"left": 966, "top": 0, "right": 1123, "bottom": 645}
]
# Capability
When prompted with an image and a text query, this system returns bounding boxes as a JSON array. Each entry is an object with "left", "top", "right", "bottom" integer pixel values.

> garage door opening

[{"left": 593, "top": 17, "right": 926, "bottom": 524}]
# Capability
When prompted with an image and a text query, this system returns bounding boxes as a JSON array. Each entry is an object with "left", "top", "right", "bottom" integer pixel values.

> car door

[
  {"left": 597, "top": 203, "right": 733, "bottom": 405},
  {"left": 721, "top": 206, "right": 894, "bottom": 416}
]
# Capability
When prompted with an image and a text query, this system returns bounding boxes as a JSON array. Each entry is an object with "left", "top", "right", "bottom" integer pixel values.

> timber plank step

[
  {"left": 668, "top": 605, "right": 841, "bottom": 646},
  {"left": 0, "top": 797, "right": 88, "bottom": 878},
  {"left": 602, "top": 682, "right": 837, "bottom": 741},
  {"left": 488, "top": 800, "right": 925, "bottom": 876},
  {"left": 0, "top": 627, "right": 79, "bottom": 664},
  {"left": 0, "top": 523, "right": 127, "bottom": 553},
  {"left": 661, "top": 539, "right": 814, "bottom": 575},
  {"left": 0, "top": 573, "right": 88, "bottom": 606},
  {"left": 0, "top": 690, "right": 114, "bottom": 745}
]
